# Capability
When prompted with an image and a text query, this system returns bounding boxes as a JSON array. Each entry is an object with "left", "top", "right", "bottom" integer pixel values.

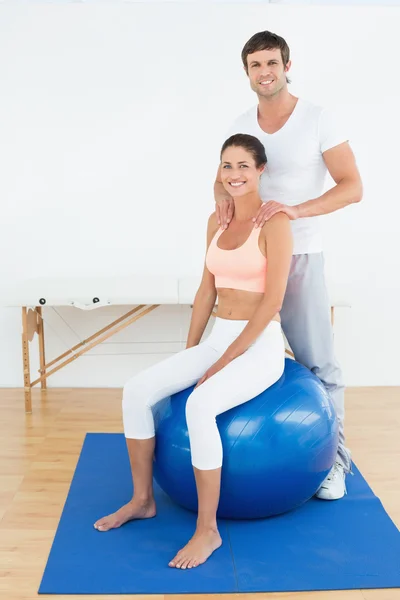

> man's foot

[
  {"left": 93, "top": 498, "right": 156, "bottom": 531},
  {"left": 315, "top": 462, "right": 346, "bottom": 500},
  {"left": 168, "top": 527, "right": 222, "bottom": 569}
]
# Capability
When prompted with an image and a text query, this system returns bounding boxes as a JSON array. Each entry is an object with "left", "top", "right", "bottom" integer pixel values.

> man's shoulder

[
  {"left": 298, "top": 97, "right": 325, "bottom": 118},
  {"left": 233, "top": 103, "right": 258, "bottom": 121},
  {"left": 227, "top": 104, "right": 258, "bottom": 133},
  {"left": 301, "top": 98, "right": 342, "bottom": 128}
]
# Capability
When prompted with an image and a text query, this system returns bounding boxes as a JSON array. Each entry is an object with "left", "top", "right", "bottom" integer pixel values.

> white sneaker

[{"left": 315, "top": 462, "right": 347, "bottom": 500}]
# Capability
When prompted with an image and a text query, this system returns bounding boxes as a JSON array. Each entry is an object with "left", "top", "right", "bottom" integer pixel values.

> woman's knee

[
  {"left": 185, "top": 388, "right": 215, "bottom": 428},
  {"left": 185, "top": 389, "right": 222, "bottom": 469},
  {"left": 122, "top": 373, "right": 153, "bottom": 413}
]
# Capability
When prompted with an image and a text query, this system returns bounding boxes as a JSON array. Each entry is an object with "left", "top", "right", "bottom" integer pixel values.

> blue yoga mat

[{"left": 39, "top": 433, "right": 400, "bottom": 595}]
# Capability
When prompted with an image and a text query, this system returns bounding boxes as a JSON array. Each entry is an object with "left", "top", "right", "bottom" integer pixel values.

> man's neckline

[{"left": 256, "top": 97, "right": 301, "bottom": 136}]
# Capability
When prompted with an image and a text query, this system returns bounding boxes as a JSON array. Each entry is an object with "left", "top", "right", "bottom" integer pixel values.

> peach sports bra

[{"left": 206, "top": 226, "right": 267, "bottom": 293}]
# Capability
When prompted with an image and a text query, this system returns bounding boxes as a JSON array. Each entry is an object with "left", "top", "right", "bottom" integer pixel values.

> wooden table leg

[
  {"left": 21, "top": 307, "right": 32, "bottom": 413},
  {"left": 37, "top": 306, "right": 47, "bottom": 391}
]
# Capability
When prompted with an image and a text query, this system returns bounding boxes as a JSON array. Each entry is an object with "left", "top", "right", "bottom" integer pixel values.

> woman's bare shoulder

[
  {"left": 260, "top": 212, "right": 291, "bottom": 236},
  {"left": 207, "top": 211, "right": 220, "bottom": 235},
  {"left": 205, "top": 211, "right": 220, "bottom": 247},
  {"left": 260, "top": 213, "right": 292, "bottom": 254},
  {"left": 264, "top": 212, "right": 291, "bottom": 228}
]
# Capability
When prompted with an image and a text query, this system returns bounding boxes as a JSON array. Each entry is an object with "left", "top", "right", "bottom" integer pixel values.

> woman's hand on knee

[{"left": 195, "top": 356, "right": 231, "bottom": 389}]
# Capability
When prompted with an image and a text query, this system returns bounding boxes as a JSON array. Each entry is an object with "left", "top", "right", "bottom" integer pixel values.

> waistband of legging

[{"left": 213, "top": 316, "right": 281, "bottom": 333}]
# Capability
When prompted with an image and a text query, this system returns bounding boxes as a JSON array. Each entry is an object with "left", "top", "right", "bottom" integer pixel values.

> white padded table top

[{"left": 2, "top": 276, "right": 179, "bottom": 308}]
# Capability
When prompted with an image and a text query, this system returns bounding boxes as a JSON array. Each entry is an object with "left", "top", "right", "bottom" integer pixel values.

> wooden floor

[{"left": 0, "top": 386, "right": 399, "bottom": 600}]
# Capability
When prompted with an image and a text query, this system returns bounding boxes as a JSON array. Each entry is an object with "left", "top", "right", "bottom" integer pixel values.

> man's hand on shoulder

[
  {"left": 215, "top": 197, "right": 234, "bottom": 230},
  {"left": 253, "top": 201, "right": 299, "bottom": 228}
]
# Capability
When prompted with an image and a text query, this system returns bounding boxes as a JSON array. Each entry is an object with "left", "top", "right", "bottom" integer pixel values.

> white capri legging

[{"left": 122, "top": 317, "right": 285, "bottom": 470}]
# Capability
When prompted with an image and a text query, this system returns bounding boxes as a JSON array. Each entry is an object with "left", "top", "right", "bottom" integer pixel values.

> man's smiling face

[{"left": 246, "top": 48, "right": 291, "bottom": 98}]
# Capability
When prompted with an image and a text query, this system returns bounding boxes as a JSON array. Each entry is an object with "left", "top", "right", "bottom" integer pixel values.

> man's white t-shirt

[{"left": 225, "top": 98, "right": 348, "bottom": 255}]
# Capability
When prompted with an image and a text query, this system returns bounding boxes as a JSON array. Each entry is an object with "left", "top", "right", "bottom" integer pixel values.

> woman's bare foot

[
  {"left": 93, "top": 498, "right": 156, "bottom": 532},
  {"left": 168, "top": 527, "right": 222, "bottom": 569}
]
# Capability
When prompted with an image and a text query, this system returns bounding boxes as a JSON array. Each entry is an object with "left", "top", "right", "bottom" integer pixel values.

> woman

[{"left": 94, "top": 134, "right": 293, "bottom": 569}]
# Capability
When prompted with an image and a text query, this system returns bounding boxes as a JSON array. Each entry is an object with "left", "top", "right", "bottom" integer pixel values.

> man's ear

[{"left": 285, "top": 60, "right": 292, "bottom": 73}]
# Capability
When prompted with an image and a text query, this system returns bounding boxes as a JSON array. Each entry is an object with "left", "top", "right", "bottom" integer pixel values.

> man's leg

[{"left": 280, "top": 253, "right": 351, "bottom": 497}]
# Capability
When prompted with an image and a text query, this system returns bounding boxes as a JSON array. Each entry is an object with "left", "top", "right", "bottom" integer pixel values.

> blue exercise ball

[{"left": 152, "top": 358, "right": 338, "bottom": 519}]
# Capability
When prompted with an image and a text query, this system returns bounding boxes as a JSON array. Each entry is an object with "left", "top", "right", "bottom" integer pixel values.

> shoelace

[{"left": 326, "top": 462, "right": 343, "bottom": 482}]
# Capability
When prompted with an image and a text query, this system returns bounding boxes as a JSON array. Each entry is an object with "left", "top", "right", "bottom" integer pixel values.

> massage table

[{"left": 2, "top": 275, "right": 350, "bottom": 413}]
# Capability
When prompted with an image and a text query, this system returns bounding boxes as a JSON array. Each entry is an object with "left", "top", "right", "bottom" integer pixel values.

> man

[{"left": 214, "top": 31, "right": 363, "bottom": 499}]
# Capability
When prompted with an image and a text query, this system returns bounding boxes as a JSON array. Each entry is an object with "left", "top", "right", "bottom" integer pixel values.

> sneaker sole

[{"left": 315, "top": 487, "right": 347, "bottom": 501}]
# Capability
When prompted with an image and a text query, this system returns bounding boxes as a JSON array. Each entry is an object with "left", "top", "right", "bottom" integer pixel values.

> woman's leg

[
  {"left": 94, "top": 437, "right": 158, "bottom": 531},
  {"left": 94, "top": 340, "right": 220, "bottom": 532},
  {"left": 169, "top": 321, "right": 285, "bottom": 568}
]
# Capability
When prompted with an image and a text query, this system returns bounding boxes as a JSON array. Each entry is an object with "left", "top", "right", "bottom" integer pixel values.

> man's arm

[
  {"left": 295, "top": 142, "right": 363, "bottom": 218},
  {"left": 214, "top": 166, "right": 234, "bottom": 229},
  {"left": 254, "top": 142, "right": 363, "bottom": 225}
]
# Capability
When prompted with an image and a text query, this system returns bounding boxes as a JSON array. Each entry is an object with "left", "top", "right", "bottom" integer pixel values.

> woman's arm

[
  {"left": 186, "top": 213, "right": 219, "bottom": 349},
  {"left": 222, "top": 212, "right": 293, "bottom": 361}
]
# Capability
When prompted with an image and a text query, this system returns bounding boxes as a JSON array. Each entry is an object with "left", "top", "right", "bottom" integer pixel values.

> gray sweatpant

[{"left": 280, "top": 252, "right": 352, "bottom": 473}]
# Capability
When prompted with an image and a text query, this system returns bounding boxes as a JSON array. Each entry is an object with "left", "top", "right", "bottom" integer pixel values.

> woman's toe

[{"left": 169, "top": 551, "right": 182, "bottom": 568}]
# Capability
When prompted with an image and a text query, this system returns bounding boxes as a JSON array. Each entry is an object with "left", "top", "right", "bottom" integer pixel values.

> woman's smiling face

[{"left": 220, "top": 145, "right": 264, "bottom": 197}]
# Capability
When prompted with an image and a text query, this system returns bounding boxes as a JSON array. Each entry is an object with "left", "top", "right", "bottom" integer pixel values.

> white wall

[{"left": 0, "top": 2, "right": 399, "bottom": 388}]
